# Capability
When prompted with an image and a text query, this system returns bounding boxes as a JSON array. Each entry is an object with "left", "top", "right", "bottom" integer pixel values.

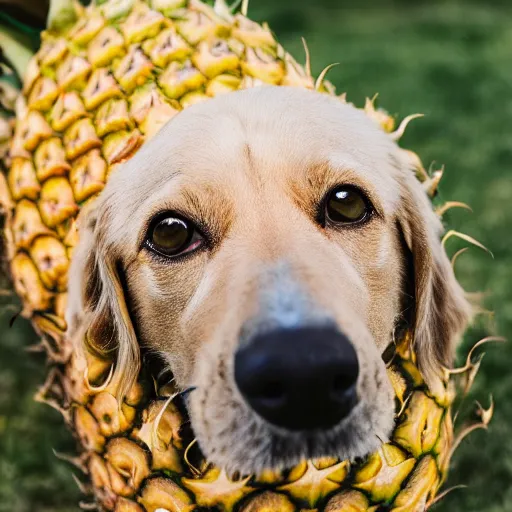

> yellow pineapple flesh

[{"left": 0, "top": 1, "right": 491, "bottom": 511}]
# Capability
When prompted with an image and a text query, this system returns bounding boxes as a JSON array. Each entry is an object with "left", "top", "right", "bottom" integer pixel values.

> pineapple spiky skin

[{"left": 0, "top": 1, "right": 486, "bottom": 510}]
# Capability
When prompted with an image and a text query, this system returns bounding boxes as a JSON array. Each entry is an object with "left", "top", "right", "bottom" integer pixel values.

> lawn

[{"left": 1, "top": 0, "right": 511, "bottom": 510}]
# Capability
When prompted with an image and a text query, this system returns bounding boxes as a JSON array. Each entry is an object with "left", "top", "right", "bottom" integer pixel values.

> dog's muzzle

[{"left": 234, "top": 326, "right": 359, "bottom": 431}]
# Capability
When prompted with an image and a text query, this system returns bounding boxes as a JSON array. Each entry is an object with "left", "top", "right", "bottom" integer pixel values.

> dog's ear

[
  {"left": 396, "top": 165, "right": 472, "bottom": 382},
  {"left": 66, "top": 202, "right": 140, "bottom": 399}
]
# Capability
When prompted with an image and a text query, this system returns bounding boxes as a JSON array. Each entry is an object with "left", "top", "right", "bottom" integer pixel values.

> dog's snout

[{"left": 234, "top": 326, "right": 359, "bottom": 431}]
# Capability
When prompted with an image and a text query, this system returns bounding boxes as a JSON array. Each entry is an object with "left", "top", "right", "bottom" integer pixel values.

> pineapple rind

[{"left": 0, "top": 1, "right": 486, "bottom": 511}]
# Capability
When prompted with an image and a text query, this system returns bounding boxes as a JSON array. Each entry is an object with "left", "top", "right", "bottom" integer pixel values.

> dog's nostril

[
  {"left": 255, "top": 380, "right": 286, "bottom": 407},
  {"left": 332, "top": 373, "right": 356, "bottom": 397}
]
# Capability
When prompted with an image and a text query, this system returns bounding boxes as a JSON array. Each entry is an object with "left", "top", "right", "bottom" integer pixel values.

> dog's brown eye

[
  {"left": 325, "top": 186, "right": 370, "bottom": 224},
  {"left": 146, "top": 216, "right": 202, "bottom": 257}
]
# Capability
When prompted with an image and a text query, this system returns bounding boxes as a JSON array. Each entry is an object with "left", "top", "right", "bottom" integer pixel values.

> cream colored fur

[{"left": 66, "top": 86, "right": 471, "bottom": 474}]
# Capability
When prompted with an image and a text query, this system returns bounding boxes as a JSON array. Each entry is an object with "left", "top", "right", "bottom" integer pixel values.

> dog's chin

[{"left": 191, "top": 398, "right": 395, "bottom": 477}]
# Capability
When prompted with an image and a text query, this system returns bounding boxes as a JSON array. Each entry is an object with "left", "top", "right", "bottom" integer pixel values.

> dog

[{"left": 66, "top": 86, "right": 470, "bottom": 475}]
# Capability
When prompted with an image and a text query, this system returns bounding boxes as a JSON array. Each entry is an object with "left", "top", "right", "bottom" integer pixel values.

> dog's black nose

[{"left": 234, "top": 326, "right": 359, "bottom": 431}]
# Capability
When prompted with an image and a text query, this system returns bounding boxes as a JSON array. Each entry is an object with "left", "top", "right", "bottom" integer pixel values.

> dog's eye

[
  {"left": 325, "top": 186, "right": 371, "bottom": 224},
  {"left": 146, "top": 215, "right": 202, "bottom": 258}
]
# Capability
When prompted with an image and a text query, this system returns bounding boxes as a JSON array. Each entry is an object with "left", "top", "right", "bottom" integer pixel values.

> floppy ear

[
  {"left": 396, "top": 167, "right": 472, "bottom": 382},
  {"left": 66, "top": 203, "right": 140, "bottom": 400}
]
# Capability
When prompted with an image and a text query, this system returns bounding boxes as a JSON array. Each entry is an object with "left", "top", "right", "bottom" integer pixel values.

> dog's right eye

[{"left": 145, "top": 215, "right": 202, "bottom": 258}]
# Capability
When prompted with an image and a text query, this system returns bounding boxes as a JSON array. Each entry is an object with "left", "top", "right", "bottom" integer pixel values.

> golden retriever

[{"left": 66, "top": 86, "right": 470, "bottom": 475}]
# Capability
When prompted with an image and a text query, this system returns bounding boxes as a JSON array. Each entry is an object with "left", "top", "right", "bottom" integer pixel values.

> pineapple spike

[
  {"left": 396, "top": 391, "right": 413, "bottom": 417},
  {"left": 34, "top": 368, "right": 72, "bottom": 421},
  {"left": 301, "top": 37, "right": 312, "bottom": 77},
  {"left": 448, "top": 336, "right": 505, "bottom": 376},
  {"left": 389, "top": 113, "right": 424, "bottom": 141},
  {"left": 442, "top": 229, "right": 494, "bottom": 258},
  {"left": 35, "top": 393, "right": 71, "bottom": 420},
  {"left": 47, "top": 0, "right": 81, "bottom": 32},
  {"left": 427, "top": 160, "right": 437, "bottom": 174},
  {"left": 423, "top": 167, "right": 444, "bottom": 197},
  {"left": 84, "top": 364, "right": 114, "bottom": 392},
  {"left": 450, "top": 337, "right": 503, "bottom": 418},
  {"left": 436, "top": 201, "right": 473, "bottom": 217},
  {"left": 450, "top": 396, "right": 494, "bottom": 457},
  {"left": 452, "top": 350, "right": 486, "bottom": 425},
  {"left": 426, "top": 485, "right": 468, "bottom": 509},
  {"left": 464, "top": 354, "right": 486, "bottom": 396},
  {"left": 0, "top": 303, "right": 17, "bottom": 314},
  {"left": 9, "top": 310, "right": 21, "bottom": 328},
  {"left": 29, "top": 336, "right": 66, "bottom": 363},
  {"left": 79, "top": 502, "right": 99, "bottom": 511},
  {"left": 52, "top": 448, "right": 88, "bottom": 472},
  {"left": 241, "top": 0, "right": 249, "bottom": 16},
  {"left": 451, "top": 246, "right": 469, "bottom": 269},
  {"left": 184, "top": 438, "right": 203, "bottom": 476},
  {"left": 152, "top": 392, "right": 180, "bottom": 451},
  {"left": 24, "top": 341, "right": 46, "bottom": 354},
  {"left": 476, "top": 395, "right": 495, "bottom": 426},
  {"left": 72, "top": 473, "right": 91, "bottom": 495},
  {"left": 315, "top": 63, "right": 339, "bottom": 91},
  {"left": 365, "top": 93, "right": 379, "bottom": 111},
  {"left": 471, "top": 306, "right": 495, "bottom": 322},
  {"left": 465, "top": 290, "right": 490, "bottom": 303}
]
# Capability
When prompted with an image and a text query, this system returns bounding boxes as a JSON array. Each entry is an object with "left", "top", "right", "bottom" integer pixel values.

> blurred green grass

[{"left": 1, "top": 0, "right": 511, "bottom": 510}]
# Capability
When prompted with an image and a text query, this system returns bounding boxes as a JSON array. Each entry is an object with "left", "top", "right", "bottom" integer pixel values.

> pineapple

[{"left": 0, "top": 1, "right": 493, "bottom": 510}]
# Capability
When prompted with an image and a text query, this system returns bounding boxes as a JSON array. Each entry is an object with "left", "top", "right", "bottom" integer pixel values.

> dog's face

[{"left": 67, "top": 87, "right": 470, "bottom": 475}]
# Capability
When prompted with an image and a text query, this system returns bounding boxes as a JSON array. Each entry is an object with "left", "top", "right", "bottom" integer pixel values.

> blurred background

[{"left": 0, "top": 0, "right": 511, "bottom": 510}]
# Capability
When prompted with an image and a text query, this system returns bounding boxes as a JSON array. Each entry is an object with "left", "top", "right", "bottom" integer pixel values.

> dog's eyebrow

[
  {"left": 150, "top": 168, "right": 182, "bottom": 194},
  {"left": 181, "top": 187, "right": 234, "bottom": 242},
  {"left": 290, "top": 160, "right": 385, "bottom": 219},
  {"left": 137, "top": 183, "right": 235, "bottom": 251}
]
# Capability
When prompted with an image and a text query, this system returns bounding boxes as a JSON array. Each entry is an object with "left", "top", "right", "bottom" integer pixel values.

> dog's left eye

[
  {"left": 145, "top": 215, "right": 203, "bottom": 258},
  {"left": 325, "top": 185, "right": 372, "bottom": 225}
]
